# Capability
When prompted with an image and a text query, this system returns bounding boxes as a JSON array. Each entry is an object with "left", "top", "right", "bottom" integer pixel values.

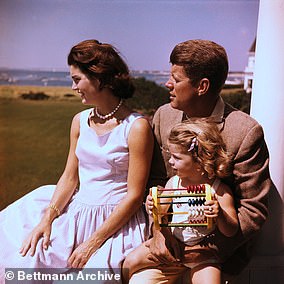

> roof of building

[{"left": 249, "top": 38, "right": 256, "bottom": 52}]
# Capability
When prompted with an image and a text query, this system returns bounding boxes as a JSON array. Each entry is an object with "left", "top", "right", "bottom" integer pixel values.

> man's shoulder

[
  {"left": 157, "top": 103, "right": 181, "bottom": 113},
  {"left": 223, "top": 103, "right": 265, "bottom": 149},
  {"left": 224, "top": 103, "right": 260, "bottom": 129},
  {"left": 155, "top": 103, "right": 183, "bottom": 121}
]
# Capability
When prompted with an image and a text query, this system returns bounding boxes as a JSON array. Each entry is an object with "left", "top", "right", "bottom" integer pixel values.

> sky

[{"left": 0, "top": 0, "right": 259, "bottom": 72}]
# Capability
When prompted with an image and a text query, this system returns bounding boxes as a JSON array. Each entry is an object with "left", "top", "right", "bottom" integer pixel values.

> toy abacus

[{"left": 151, "top": 184, "right": 213, "bottom": 230}]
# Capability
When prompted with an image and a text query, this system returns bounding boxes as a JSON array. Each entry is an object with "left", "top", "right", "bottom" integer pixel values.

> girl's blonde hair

[{"left": 168, "top": 120, "right": 232, "bottom": 179}]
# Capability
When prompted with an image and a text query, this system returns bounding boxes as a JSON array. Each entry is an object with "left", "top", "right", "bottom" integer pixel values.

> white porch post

[
  {"left": 235, "top": 0, "right": 284, "bottom": 283},
  {"left": 252, "top": 0, "right": 284, "bottom": 203}
]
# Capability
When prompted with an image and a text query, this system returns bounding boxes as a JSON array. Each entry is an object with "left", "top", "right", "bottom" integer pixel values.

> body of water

[
  {"left": 0, "top": 68, "right": 170, "bottom": 87},
  {"left": 0, "top": 68, "right": 244, "bottom": 87}
]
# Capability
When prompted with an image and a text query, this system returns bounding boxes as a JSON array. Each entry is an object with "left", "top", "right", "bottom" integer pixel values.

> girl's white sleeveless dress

[{"left": 0, "top": 109, "right": 147, "bottom": 282}]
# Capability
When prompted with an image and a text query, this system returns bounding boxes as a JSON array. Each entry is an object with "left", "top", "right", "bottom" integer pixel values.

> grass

[
  {"left": 0, "top": 84, "right": 249, "bottom": 210},
  {"left": 0, "top": 95, "right": 87, "bottom": 210},
  {"left": 0, "top": 85, "right": 76, "bottom": 100}
]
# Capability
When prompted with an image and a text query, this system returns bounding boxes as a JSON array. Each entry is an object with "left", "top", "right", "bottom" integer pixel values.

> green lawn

[
  {"left": 0, "top": 98, "right": 87, "bottom": 210},
  {"left": 0, "top": 84, "right": 249, "bottom": 210}
]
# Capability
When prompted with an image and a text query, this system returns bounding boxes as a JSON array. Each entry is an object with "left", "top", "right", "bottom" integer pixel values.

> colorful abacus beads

[
  {"left": 187, "top": 207, "right": 204, "bottom": 217},
  {"left": 151, "top": 184, "right": 213, "bottom": 229},
  {"left": 187, "top": 184, "right": 206, "bottom": 193},
  {"left": 187, "top": 197, "right": 205, "bottom": 206}
]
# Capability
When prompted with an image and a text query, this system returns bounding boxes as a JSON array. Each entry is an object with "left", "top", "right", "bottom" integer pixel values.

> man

[{"left": 131, "top": 39, "right": 273, "bottom": 283}]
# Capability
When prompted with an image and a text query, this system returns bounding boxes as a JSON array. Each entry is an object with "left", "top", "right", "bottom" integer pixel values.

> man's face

[{"left": 165, "top": 65, "right": 199, "bottom": 112}]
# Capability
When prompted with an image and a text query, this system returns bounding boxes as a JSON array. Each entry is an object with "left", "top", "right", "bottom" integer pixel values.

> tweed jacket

[{"left": 149, "top": 100, "right": 272, "bottom": 274}]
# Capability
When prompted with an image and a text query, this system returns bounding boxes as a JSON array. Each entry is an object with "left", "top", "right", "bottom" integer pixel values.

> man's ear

[{"left": 197, "top": 78, "right": 210, "bottom": 96}]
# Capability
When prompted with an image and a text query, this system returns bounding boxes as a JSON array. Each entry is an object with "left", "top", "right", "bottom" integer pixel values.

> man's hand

[
  {"left": 146, "top": 227, "right": 183, "bottom": 264},
  {"left": 68, "top": 238, "right": 99, "bottom": 268}
]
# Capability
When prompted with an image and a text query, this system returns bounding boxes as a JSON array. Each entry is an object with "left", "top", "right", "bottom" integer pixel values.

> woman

[{"left": 0, "top": 39, "right": 153, "bottom": 280}]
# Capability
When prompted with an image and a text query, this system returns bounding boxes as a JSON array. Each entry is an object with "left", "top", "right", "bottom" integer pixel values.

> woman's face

[
  {"left": 165, "top": 65, "right": 198, "bottom": 112},
  {"left": 168, "top": 143, "right": 202, "bottom": 181},
  {"left": 70, "top": 65, "right": 100, "bottom": 105}
]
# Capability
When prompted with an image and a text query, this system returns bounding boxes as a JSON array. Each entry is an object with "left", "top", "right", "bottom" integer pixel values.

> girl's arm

[
  {"left": 212, "top": 183, "right": 239, "bottom": 237},
  {"left": 68, "top": 117, "right": 154, "bottom": 268},
  {"left": 144, "top": 177, "right": 182, "bottom": 264},
  {"left": 145, "top": 179, "right": 173, "bottom": 222},
  {"left": 20, "top": 113, "right": 80, "bottom": 256}
]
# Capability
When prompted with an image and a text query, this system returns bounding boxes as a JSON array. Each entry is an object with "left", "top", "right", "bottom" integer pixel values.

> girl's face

[
  {"left": 165, "top": 65, "right": 199, "bottom": 112},
  {"left": 70, "top": 65, "right": 100, "bottom": 105},
  {"left": 168, "top": 143, "right": 202, "bottom": 182}
]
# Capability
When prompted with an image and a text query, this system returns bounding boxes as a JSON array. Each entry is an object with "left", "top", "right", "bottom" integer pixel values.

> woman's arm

[
  {"left": 20, "top": 113, "right": 80, "bottom": 256},
  {"left": 44, "top": 113, "right": 80, "bottom": 220},
  {"left": 68, "top": 117, "right": 154, "bottom": 268}
]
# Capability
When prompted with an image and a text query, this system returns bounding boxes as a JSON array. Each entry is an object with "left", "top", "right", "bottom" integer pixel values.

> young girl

[{"left": 123, "top": 120, "right": 239, "bottom": 284}]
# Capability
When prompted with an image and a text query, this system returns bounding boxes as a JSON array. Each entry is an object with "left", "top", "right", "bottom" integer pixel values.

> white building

[{"left": 244, "top": 38, "right": 256, "bottom": 93}]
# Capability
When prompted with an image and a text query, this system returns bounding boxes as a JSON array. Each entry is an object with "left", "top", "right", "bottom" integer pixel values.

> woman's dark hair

[
  {"left": 170, "top": 39, "right": 229, "bottom": 95},
  {"left": 68, "top": 39, "right": 135, "bottom": 99}
]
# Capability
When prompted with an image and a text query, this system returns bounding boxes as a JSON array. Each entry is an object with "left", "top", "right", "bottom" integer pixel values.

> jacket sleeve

[
  {"left": 233, "top": 123, "right": 271, "bottom": 238},
  {"left": 214, "top": 121, "right": 273, "bottom": 269},
  {"left": 146, "top": 107, "right": 168, "bottom": 188},
  {"left": 217, "top": 121, "right": 273, "bottom": 273}
]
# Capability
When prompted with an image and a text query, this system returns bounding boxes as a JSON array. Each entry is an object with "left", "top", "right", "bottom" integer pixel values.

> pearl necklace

[{"left": 95, "top": 99, "right": 123, "bottom": 120}]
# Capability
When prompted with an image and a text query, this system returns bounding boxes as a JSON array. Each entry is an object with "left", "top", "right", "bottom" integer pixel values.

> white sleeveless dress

[{"left": 0, "top": 109, "right": 148, "bottom": 282}]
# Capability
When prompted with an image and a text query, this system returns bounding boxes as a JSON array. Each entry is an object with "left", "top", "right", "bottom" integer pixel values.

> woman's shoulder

[
  {"left": 78, "top": 108, "right": 93, "bottom": 117},
  {"left": 125, "top": 111, "right": 149, "bottom": 128},
  {"left": 127, "top": 113, "right": 152, "bottom": 137},
  {"left": 126, "top": 113, "right": 153, "bottom": 149},
  {"left": 68, "top": 109, "right": 92, "bottom": 136},
  {"left": 73, "top": 108, "right": 92, "bottom": 125},
  {"left": 125, "top": 111, "right": 144, "bottom": 121}
]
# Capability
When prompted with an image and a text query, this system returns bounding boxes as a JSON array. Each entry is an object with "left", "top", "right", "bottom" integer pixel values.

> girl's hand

[
  {"left": 145, "top": 194, "right": 154, "bottom": 216},
  {"left": 68, "top": 239, "right": 100, "bottom": 268},
  {"left": 20, "top": 221, "right": 52, "bottom": 257},
  {"left": 204, "top": 200, "right": 219, "bottom": 218}
]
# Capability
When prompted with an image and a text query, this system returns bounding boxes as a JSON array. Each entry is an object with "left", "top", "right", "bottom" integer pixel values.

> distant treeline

[
  {"left": 127, "top": 77, "right": 170, "bottom": 115},
  {"left": 129, "top": 77, "right": 251, "bottom": 115},
  {"left": 221, "top": 88, "right": 251, "bottom": 114},
  {"left": 18, "top": 76, "right": 250, "bottom": 115}
]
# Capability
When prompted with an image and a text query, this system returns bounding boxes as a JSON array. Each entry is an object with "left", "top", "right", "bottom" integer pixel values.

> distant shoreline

[{"left": 0, "top": 68, "right": 245, "bottom": 88}]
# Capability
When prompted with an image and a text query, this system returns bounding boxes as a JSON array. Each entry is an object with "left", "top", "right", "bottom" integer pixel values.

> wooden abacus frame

[{"left": 151, "top": 184, "right": 213, "bottom": 230}]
